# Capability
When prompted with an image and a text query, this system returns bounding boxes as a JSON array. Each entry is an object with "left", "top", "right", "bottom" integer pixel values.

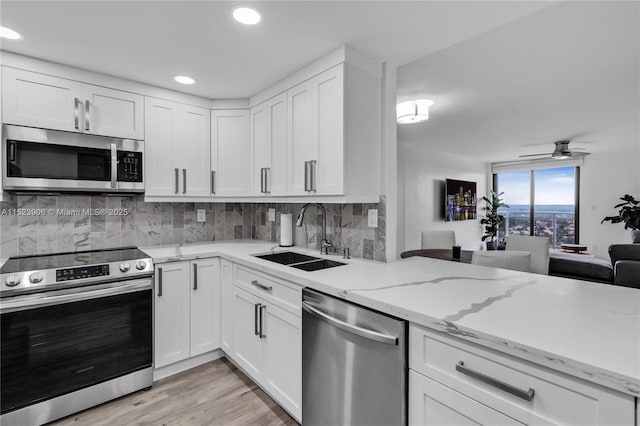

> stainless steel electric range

[{"left": 0, "top": 247, "right": 154, "bottom": 425}]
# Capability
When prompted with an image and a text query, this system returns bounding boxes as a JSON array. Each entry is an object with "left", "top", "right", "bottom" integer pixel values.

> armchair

[{"left": 608, "top": 244, "right": 640, "bottom": 288}]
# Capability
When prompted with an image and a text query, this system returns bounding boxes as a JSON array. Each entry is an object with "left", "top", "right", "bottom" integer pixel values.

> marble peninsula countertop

[{"left": 8, "top": 240, "right": 631, "bottom": 398}]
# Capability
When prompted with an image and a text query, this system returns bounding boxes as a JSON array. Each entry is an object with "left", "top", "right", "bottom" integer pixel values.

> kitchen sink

[
  {"left": 254, "top": 251, "right": 320, "bottom": 265},
  {"left": 290, "top": 259, "right": 345, "bottom": 271},
  {"left": 253, "top": 251, "right": 346, "bottom": 271}
]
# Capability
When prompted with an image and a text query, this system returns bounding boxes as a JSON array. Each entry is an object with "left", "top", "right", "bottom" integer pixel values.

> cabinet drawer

[
  {"left": 234, "top": 265, "right": 301, "bottom": 315},
  {"left": 410, "top": 370, "right": 524, "bottom": 426},
  {"left": 409, "top": 324, "right": 634, "bottom": 425}
]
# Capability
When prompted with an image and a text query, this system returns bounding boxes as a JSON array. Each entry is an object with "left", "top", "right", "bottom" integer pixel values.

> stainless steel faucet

[{"left": 296, "top": 203, "right": 332, "bottom": 255}]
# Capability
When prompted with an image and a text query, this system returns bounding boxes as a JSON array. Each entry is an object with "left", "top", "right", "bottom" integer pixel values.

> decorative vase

[{"left": 632, "top": 229, "right": 640, "bottom": 243}]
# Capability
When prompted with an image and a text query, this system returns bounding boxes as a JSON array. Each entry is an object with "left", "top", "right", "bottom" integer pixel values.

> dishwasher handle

[{"left": 302, "top": 301, "right": 398, "bottom": 346}]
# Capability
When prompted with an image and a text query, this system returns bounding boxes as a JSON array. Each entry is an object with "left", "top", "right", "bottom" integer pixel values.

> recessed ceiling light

[
  {"left": 174, "top": 75, "right": 195, "bottom": 85},
  {"left": 0, "top": 26, "right": 22, "bottom": 40},
  {"left": 232, "top": 7, "right": 261, "bottom": 25}
]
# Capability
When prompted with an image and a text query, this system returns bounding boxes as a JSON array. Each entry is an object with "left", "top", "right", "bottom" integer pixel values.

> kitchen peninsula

[{"left": 140, "top": 240, "right": 639, "bottom": 425}]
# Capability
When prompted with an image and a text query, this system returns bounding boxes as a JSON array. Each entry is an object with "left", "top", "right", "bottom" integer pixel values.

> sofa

[
  {"left": 548, "top": 251, "right": 613, "bottom": 284},
  {"left": 608, "top": 244, "right": 640, "bottom": 289}
]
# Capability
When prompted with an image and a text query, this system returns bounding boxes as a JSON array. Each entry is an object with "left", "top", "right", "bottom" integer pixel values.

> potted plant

[
  {"left": 601, "top": 194, "right": 640, "bottom": 243},
  {"left": 480, "top": 191, "right": 509, "bottom": 250}
]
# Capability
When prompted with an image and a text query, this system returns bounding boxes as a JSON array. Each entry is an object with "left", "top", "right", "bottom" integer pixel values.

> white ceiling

[
  {"left": 397, "top": 1, "right": 640, "bottom": 162},
  {"left": 0, "top": 1, "right": 553, "bottom": 99}
]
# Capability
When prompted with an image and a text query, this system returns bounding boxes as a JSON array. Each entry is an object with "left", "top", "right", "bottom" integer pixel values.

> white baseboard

[{"left": 153, "top": 349, "right": 224, "bottom": 381}]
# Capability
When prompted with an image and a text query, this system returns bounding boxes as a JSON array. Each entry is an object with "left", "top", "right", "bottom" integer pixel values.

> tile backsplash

[{"left": 0, "top": 195, "right": 386, "bottom": 262}]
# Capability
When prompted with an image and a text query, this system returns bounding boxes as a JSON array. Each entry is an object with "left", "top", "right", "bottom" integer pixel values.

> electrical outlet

[
  {"left": 268, "top": 208, "right": 276, "bottom": 222},
  {"left": 368, "top": 209, "right": 378, "bottom": 228},
  {"left": 196, "top": 209, "right": 206, "bottom": 223}
]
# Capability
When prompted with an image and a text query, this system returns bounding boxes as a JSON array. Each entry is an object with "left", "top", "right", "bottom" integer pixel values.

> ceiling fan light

[{"left": 397, "top": 99, "right": 433, "bottom": 124}]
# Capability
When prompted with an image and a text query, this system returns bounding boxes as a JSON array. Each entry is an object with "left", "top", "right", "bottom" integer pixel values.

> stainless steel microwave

[{"left": 2, "top": 125, "right": 143, "bottom": 193}]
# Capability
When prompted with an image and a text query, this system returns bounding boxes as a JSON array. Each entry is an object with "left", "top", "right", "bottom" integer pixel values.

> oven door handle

[{"left": 0, "top": 278, "right": 153, "bottom": 314}]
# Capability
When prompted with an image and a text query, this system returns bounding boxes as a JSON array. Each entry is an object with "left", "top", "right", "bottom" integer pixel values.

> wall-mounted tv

[{"left": 445, "top": 179, "right": 477, "bottom": 221}]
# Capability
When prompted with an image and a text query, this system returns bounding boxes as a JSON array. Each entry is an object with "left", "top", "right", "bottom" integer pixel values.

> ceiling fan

[{"left": 519, "top": 140, "right": 590, "bottom": 160}]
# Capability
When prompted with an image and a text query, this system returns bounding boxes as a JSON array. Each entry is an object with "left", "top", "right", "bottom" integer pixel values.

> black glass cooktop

[{"left": 0, "top": 247, "right": 149, "bottom": 273}]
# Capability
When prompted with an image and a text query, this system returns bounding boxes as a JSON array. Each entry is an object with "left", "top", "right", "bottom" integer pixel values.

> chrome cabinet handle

[
  {"left": 260, "top": 168, "right": 265, "bottom": 193},
  {"left": 110, "top": 143, "right": 118, "bottom": 189},
  {"left": 85, "top": 100, "right": 91, "bottom": 131},
  {"left": 157, "top": 267, "right": 163, "bottom": 297},
  {"left": 211, "top": 171, "right": 216, "bottom": 194},
  {"left": 182, "top": 169, "right": 187, "bottom": 194},
  {"left": 74, "top": 97, "right": 80, "bottom": 130},
  {"left": 310, "top": 160, "right": 317, "bottom": 192},
  {"left": 193, "top": 263, "right": 198, "bottom": 290},
  {"left": 251, "top": 279, "right": 272, "bottom": 292},
  {"left": 174, "top": 168, "right": 179, "bottom": 194},
  {"left": 302, "top": 301, "right": 399, "bottom": 345},
  {"left": 260, "top": 168, "right": 269, "bottom": 194},
  {"left": 254, "top": 303, "right": 261, "bottom": 335},
  {"left": 455, "top": 361, "right": 535, "bottom": 401},
  {"left": 265, "top": 167, "right": 270, "bottom": 194},
  {"left": 304, "top": 161, "right": 311, "bottom": 191},
  {"left": 259, "top": 305, "right": 267, "bottom": 338}
]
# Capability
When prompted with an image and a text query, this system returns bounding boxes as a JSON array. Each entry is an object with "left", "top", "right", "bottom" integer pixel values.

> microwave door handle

[
  {"left": 110, "top": 143, "right": 118, "bottom": 189},
  {"left": 8, "top": 142, "right": 16, "bottom": 162},
  {"left": 74, "top": 97, "right": 80, "bottom": 130},
  {"left": 85, "top": 100, "right": 91, "bottom": 132}
]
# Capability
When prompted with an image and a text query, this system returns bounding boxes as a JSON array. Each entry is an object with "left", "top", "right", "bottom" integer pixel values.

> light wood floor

[{"left": 51, "top": 358, "right": 297, "bottom": 426}]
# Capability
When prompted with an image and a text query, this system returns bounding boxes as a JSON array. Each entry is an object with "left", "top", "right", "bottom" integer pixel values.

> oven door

[{"left": 0, "top": 278, "right": 153, "bottom": 415}]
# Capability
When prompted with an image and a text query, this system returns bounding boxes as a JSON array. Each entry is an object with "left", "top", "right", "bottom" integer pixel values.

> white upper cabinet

[
  {"left": 251, "top": 93, "right": 288, "bottom": 196},
  {"left": 144, "top": 97, "right": 178, "bottom": 196},
  {"left": 82, "top": 84, "right": 144, "bottom": 139},
  {"left": 315, "top": 65, "right": 344, "bottom": 195},
  {"left": 145, "top": 97, "right": 210, "bottom": 197},
  {"left": 251, "top": 46, "right": 382, "bottom": 200},
  {"left": 2, "top": 68, "right": 82, "bottom": 133},
  {"left": 179, "top": 106, "right": 211, "bottom": 197},
  {"left": 2, "top": 67, "right": 143, "bottom": 139},
  {"left": 287, "top": 78, "right": 318, "bottom": 195},
  {"left": 211, "top": 109, "right": 250, "bottom": 197}
]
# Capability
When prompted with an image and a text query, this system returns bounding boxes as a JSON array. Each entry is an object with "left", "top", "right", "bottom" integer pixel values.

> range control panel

[{"left": 56, "top": 265, "right": 110, "bottom": 282}]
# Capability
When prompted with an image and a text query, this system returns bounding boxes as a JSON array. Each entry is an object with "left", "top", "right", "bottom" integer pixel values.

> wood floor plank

[{"left": 50, "top": 358, "right": 297, "bottom": 426}]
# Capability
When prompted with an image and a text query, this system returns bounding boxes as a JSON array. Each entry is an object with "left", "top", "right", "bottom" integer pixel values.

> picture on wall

[{"left": 445, "top": 179, "right": 477, "bottom": 221}]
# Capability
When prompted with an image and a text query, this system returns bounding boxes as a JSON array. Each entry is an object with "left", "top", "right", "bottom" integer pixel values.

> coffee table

[{"left": 560, "top": 243, "right": 588, "bottom": 254}]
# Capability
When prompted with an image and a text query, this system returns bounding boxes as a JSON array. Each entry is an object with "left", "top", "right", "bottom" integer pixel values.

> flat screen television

[{"left": 445, "top": 179, "right": 477, "bottom": 221}]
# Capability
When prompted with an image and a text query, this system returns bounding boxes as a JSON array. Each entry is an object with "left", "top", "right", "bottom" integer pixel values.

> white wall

[
  {"left": 581, "top": 149, "right": 640, "bottom": 259},
  {"left": 396, "top": 1, "right": 639, "bottom": 260},
  {"left": 399, "top": 142, "right": 487, "bottom": 252}
]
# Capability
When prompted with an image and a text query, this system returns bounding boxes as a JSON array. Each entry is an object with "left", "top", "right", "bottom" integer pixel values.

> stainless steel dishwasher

[{"left": 302, "top": 288, "right": 407, "bottom": 426}]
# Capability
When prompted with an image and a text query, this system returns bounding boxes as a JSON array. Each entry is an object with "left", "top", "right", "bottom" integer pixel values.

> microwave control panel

[{"left": 118, "top": 151, "right": 143, "bottom": 182}]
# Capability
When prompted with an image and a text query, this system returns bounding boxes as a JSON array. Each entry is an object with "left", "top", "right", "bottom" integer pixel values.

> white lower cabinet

[
  {"left": 230, "top": 266, "right": 302, "bottom": 421},
  {"left": 261, "top": 302, "right": 301, "bottom": 418},
  {"left": 409, "top": 324, "right": 635, "bottom": 425},
  {"left": 232, "top": 286, "right": 264, "bottom": 378},
  {"left": 410, "top": 370, "right": 523, "bottom": 426},
  {"left": 219, "top": 259, "right": 234, "bottom": 354},
  {"left": 154, "top": 259, "right": 220, "bottom": 369}
]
